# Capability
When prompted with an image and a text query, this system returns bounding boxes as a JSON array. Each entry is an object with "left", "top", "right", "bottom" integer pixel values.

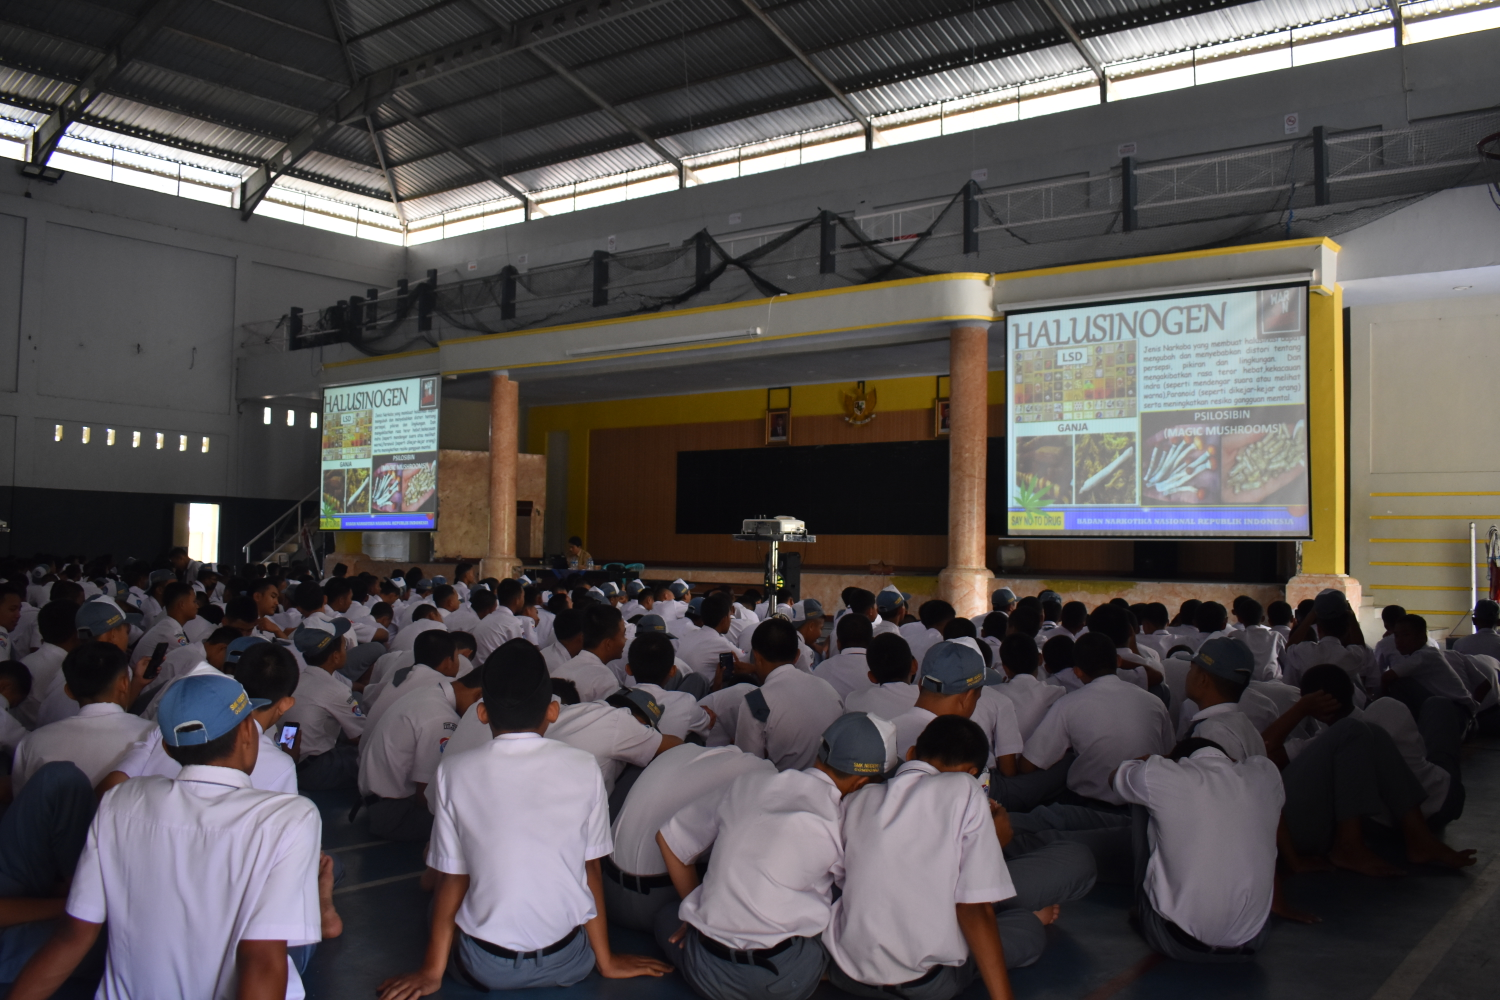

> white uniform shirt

[
  {"left": 970, "top": 687, "right": 1026, "bottom": 763},
  {"left": 447, "top": 700, "right": 661, "bottom": 793},
  {"left": 991, "top": 673, "right": 1067, "bottom": 741},
  {"left": 429, "top": 733, "right": 609, "bottom": 950},
  {"left": 1454, "top": 627, "right": 1500, "bottom": 662},
  {"left": 889, "top": 705, "right": 939, "bottom": 762},
  {"left": 674, "top": 625, "right": 740, "bottom": 679},
  {"left": 609, "top": 744, "right": 772, "bottom": 875},
  {"left": 633, "top": 682, "right": 712, "bottom": 740},
  {"left": 11, "top": 702, "right": 155, "bottom": 793},
  {"left": 662, "top": 765, "right": 844, "bottom": 950},
  {"left": 1023, "top": 673, "right": 1176, "bottom": 804},
  {"left": 0, "top": 692, "right": 26, "bottom": 755},
  {"left": 899, "top": 623, "right": 943, "bottom": 666},
  {"left": 843, "top": 681, "right": 917, "bottom": 719},
  {"left": 698, "top": 682, "right": 756, "bottom": 747},
  {"left": 1231, "top": 625, "right": 1286, "bottom": 681},
  {"left": 553, "top": 649, "right": 620, "bottom": 703},
  {"left": 390, "top": 617, "right": 446, "bottom": 654},
  {"left": 67, "top": 766, "right": 322, "bottom": 999},
  {"left": 359, "top": 680, "right": 458, "bottom": 800},
  {"left": 541, "top": 642, "right": 576, "bottom": 675},
  {"left": 733, "top": 664, "right": 843, "bottom": 771},
  {"left": 1113, "top": 748, "right": 1283, "bottom": 949},
  {"left": 812, "top": 647, "right": 874, "bottom": 702},
  {"left": 16, "top": 642, "right": 68, "bottom": 729},
  {"left": 471, "top": 608, "right": 534, "bottom": 662},
  {"left": 826, "top": 760, "right": 1014, "bottom": 985},
  {"left": 112, "top": 722, "right": 299, "bottom": 794},
  {"left": 132, "top": 615, "right": 191, "bottom": 660},
  {"left": 365, "top": 662, "right": 446, "bottom": 729},
  {"left": 1386, "top": 647, "right": 1479, "bottom": 712},
  {"left": 1284, "top": 700, "right": 1450, "bottom": 818},
  {"left": 280, "top": 666, "right": 366, "bottom": 758},
  {"left": 1281, "top": 635, "right": 1378, "bottom": 696},
  {"left": 443, "top": 607, "right": 481, "bottom": 634},
  {"left": 1186, "top": 703, "right": 1266, "bottom": 761}
]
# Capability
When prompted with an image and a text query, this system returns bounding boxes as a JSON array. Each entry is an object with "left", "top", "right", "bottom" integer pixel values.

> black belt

[
  {"left": 470, "top": 925, "right": 582, "bottom": 961},
  {"left": 877, "top": 963, "right": 948, "bottom": 996},
  {"left": 1162, "top": 916, "right": 1256, "bottom": 956},
  {"left": 696, "top": 932, "right": 796, "bottom": 973},
  {"left": 601, "top": 856, "right": 674, "bottom": 893}
]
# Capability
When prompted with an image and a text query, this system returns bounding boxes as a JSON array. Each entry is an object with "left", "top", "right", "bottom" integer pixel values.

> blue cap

[
  {"left": 608, "top": 687, "right": 664, "bottom": 729},
  {"left": 77, "top": 600, "right": 138, "bottom": 638},
  {"left": 918, "top": 638, "right": 1002, "bottom": 694},
  {"left": 431, "top": 575, "right": 447, "bottom": 585},
  {"left": 148, "top": 569, "right": 175, "bottom": 586},
  {"left": 689, "top": 596, "right": 704, "bottom": 614},
  {"left": 791, "top": 599, "right": 823, "bottom": 622},
  {"left": 818, "top": 712, "right": 897, "bottom": 776},
  {"left": 635, "top": 614, "right": 669, "bottom": 636},
  {"left": 601, "top": 582, "right": 620, "bottom": 597},
  {"left": 1313, "top": 588, "right": 1348, "bottom": 619},
  {"left": 992, "top": 588, "right": 1017, "bottom": 607},
  {"left": 225, "top": 635, "right": 268, "bottom": 665},
  {"left": 293, "top": 618, "right": 350, "bottom": 658},
  {"left": 1037, "top": 590, "right": 1061, "bottom": 604},
  {"left": 669, "top": 579, "right": 690, "bottom": 598},
  {"left": 158, "top": 673, "right": 269, "bottom": 746},
  {"left": 626, "top": 579, "right": 646, "bottom": 597},
  {"left": 1192, "top": 637, "right": 1254, "bottom": 684}
]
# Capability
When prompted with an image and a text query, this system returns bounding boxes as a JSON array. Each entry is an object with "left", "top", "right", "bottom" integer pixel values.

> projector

[{"left": 741, "top": 516, "right": 807, "bottom": 537}]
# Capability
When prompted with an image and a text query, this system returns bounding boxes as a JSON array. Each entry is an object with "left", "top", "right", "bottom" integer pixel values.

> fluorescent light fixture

[
  {"left": 155, "top": 432, "right": 164, "bottom": 450},
  {"left": 106, "top": 429, "right": 116, "bottom": 446},
  {"left": 286, "top": 409, "right": 295, "bottom": 426},
  {"left": 201, "top": 436, "right": 210, "bottom": 453},
  {"left": 309, "top": 412, "right": 318, "bottom": 429},
  {"left": 563, "top": 327, "right": 764, "bottom": 358},
  {"left": 178, "top": 434, "right": 187, "bottom": 452},
  {"left": 262, "top": 407, "right": 272, "bottom": 424},
  {"left": 81, "top": 427, "right": 90, "bottom": 444},
  {"left": 53, "top": 424, "right": 62, "bottom": 442},
  {"left": 132, "top": 431, "right": 141, "bottom": 448}
]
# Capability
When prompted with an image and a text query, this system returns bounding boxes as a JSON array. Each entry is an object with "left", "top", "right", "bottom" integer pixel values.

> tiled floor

[{"left": 301, "top": 739, "right": 1500, "bottom": 1000}]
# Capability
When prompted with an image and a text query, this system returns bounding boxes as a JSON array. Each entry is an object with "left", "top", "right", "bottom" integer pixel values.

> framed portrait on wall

[
  {"left": 766, "top": 408, "right": 790, "bottom": 445},
  {"left": 934, "top": 398, "right": 951, "bottom": 437}
]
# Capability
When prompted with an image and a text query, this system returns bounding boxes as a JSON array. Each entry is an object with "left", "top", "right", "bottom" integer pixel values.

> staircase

[{"left": 242, "top": 488, "right": 328, "bottom": 568}]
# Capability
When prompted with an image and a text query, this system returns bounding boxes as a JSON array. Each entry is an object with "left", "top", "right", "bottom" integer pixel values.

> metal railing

[{"left": 241, "top": 487, "right": 322, "bottom": 567}]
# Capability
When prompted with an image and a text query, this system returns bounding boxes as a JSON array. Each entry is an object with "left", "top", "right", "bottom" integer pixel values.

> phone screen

[
  {"left": 277, "top": 724, "right": 299, "bottom": 750},
  {"left": 144, "top": 642, "right": 169, "bottom": 680},
  {"left": 718, "top": 652, "right": 735, "bottom": 671}
]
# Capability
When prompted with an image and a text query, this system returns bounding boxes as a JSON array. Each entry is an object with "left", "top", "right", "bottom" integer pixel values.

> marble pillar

[
  {"left": 938, "top": 324, "right": 993, "bottom": 618},
  {"left": 483, "top": 371, "right": 520, "bottom": 580}
]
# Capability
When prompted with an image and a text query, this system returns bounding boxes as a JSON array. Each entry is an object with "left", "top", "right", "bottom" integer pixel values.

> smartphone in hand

[
  {"left": 277, "top": 723, "right": 299, "bottom": 751},
  {"left": 718, "top": 652, "right": 736, "bottom": 672},
  {"left": 144, "top": 642, "right": 170, "bottom": 681}
]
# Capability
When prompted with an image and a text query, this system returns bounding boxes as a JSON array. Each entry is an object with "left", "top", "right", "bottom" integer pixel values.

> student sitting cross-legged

[
  {"left": 377, "top": 639, "right": 670, "bottom": 998},
  {"left": 653, "top": 713, "right": 894, "bottom": 1000},
  {"left": 9, "top": 673, "right": 323, "bottom": 1000}
]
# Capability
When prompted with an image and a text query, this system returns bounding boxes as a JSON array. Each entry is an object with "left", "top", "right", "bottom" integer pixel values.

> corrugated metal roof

[{"left": 0, "top": 0, "right": 1441, "bottom": 233}]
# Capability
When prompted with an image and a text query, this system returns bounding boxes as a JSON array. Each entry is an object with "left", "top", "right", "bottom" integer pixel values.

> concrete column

[
  {"left": 939, "top": 325, "right": 993, "bottom": 618},
  {"left": 483, "top": 371, "right": 520, "bottom": 580}
]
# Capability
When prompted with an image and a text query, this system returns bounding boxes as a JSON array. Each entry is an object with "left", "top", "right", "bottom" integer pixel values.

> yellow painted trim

[
  {"left": 440, "top": 272, "right": 993, "bottom": 348},
  {"left": 1370, "top": 491, "right": 1500, "bottom": 497},
  {"left": 323, "top": 347, "right": 440, "bottom": 370},
  {"left": 1368, "top": 584, "right": 1472, "bottom": 591},
  {"left": 439, "top": 313, "right": 993, "bottom": 376},
  {"left": 1370, "top": 515, "right": 1500, "bottom": 520},
  {"left": 1368, "top": 561, "right": 1469, "bottom": 567},
  {"left": 1300, "top": 283, "right": 1343, "bottom": 576},
  {"left": 1369, "top": 538, "right": 1474, "bottom": 544},
  {"left": 990, "top": 237, "right": 1338, "bottom": 284},
  {"left": 1403, "top": 610, "right": 1471, "bottom": 616}
]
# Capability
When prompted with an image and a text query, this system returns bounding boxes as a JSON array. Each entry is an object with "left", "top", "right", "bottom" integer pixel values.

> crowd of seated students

[{"left": 0, "top": 551, "right": 1488, "bottom": 1000}]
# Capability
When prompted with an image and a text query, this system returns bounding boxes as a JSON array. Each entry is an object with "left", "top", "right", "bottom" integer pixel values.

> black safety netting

[{"left": 281, "top": 109, "right": 1500, "bottom": 356}]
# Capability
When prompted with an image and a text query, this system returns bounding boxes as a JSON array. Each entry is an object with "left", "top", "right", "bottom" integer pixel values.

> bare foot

[
  {"left": 1407, "top": 842, "right": 1478, "bottom": 869},
  {"left": 1329, "top": 844, "right": 1405, "bottom": 878},
  {"left": 1033, "top": 904, "right": 1061, "bottom": 926},
  {"left": 318, "top": 854, "right": 344, "bottom": 939}
]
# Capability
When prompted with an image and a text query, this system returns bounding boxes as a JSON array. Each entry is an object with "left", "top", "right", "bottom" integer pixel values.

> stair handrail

[{"left": 242, "top": 487, "right": 320, "bottom": 566}]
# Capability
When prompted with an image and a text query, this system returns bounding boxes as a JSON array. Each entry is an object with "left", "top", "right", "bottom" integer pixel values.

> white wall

[{"left": 0, "top": 164, "right": 403, "bottom": 502}]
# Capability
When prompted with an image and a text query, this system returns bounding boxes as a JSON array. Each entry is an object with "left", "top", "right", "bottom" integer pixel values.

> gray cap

[
  {"left": 1476, "top": 599, "right": 1500, "bottom": 620},
  {"left": 917, "top": 638, "right": 1003, "bottom": 694},
  {"left": 669, "top": 579, "right": 691, "bottom": 598},
  {"left": 634, "top": 614, "right": 669, "bottom": 636},
  {"left": 1038, "top": 589, "right": 1061, "bottom": 604},
  {"left": 148, "top": 569, "right": 175, "bottom": 586},
  {"left": 791, "top": 599, "right": 824, "bottom": 622},
  {"left": 610, "top": 688, "right": 664, "bottom": 729},
  {"left": 876, "top": 589, "right": 908, "bottom": 612},
  {"left": 293, "top": 618, "right": 350, "bottom": 658},
  {"left": 818, "top": 712, "right": 898, "bottom": 776},
  {"left": 626, "top": 579, "right": 646, "bottom": 597},
  {"left": 689, "top": 596, "right": 704, "bottom": 614},
  {"left": 601, "top": 582, "right": 620, "bottom": 597},
  {"left": 77, "top": 600, "right": 138, "bottom": 638},
  {"left": 431, "top": 575, "right": 447, "bottom": 585},
  {"left": 1191, "top": 637, "right": 1254, "bottom": 685},
  {"left": 1313, "top": 588, "right": 1348, "bottom": 619},
  {"left": 992, "top": 588, "right": 1018, "bottom": 607}
]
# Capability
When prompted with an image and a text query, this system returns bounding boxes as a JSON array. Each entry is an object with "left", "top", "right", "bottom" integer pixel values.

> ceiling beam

[
  {"left": 205, "top": 0, "right": 341, "bottom": 44},
  {"left": 30, "top": 0, "right": 189, "bottom": 166},
  {"left": 346, "top": 0, "right": 471, "bottom": 45},
  {"left": 388, "top": 98, "right": 530, "bottom": 208},
  {"left": 1037, "top": 0, "right": 1108, "bottom": 103},
  {"left": 237, "top": 0, "right": 681, "bottom": 219},
  {"left": 325, "top": 0, "right": 405, "bottom": 222},
  {"left": 735, "top": 0, "right": 875, "bottom": 148}
]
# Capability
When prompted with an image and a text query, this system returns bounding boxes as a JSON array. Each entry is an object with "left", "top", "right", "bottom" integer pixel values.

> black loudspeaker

[{"left": 767, "top": 551, "right": 801, "bottom": 604}]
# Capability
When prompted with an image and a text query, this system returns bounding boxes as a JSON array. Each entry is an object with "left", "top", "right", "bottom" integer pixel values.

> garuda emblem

[{"left": 841, "top": 381, "right": 877, "bottom": 425}]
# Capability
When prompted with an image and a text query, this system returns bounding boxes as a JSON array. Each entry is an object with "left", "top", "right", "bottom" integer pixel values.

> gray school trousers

[
  {"left": 366, "top": 795, "right": 434, "bottom": 842},
  {"left": 451, "top": 927, "right": 596, "bottom": 990},
  {"left": 0, "top": 762, "right": 97, "bottom": 982},
  {"left": 1131, "top": 805, "right": 1268, "bottom": 962},
  {"left": 1009, "top": 804, "right": 1134, "bottom": 885},
  {"left": 990, "top": 755, "right": 1073, "bottom": 813},
  {"left": 602, "top": 870, "right": 678, "bottom": 932},
  {"left": 996, "top": 839, "right": 1098, "bottom": 968},
  {"left": 297, "top": 742, "right": 359, "bottom": 791},
  {"left": 1282, "top": 716, "right": 1427, "bottom": 856},
  {"left": 828, "top": 958, "right": 975, "bottom": 1000},
  {"left": 654, "top": 904, "right": 826, "bottom": 1000}
]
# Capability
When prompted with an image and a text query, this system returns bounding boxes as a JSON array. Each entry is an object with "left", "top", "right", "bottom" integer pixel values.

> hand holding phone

[
  {"left": 144, "top": 642, "right": 169, "bottom": 681},
  {"left": 277, "top": 724, "right": 299, "bottom": 751}
]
